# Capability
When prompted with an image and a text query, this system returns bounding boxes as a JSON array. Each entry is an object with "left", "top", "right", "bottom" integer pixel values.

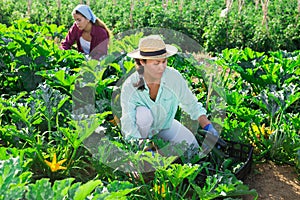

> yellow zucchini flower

[
  {"left": 44, "top": 153, "right": 67, "bottom": 172},
  {"left": 153, "top": 184, "right": 166, "bottom": 198}
]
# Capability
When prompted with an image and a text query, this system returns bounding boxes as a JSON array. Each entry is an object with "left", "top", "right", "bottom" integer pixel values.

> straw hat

[{"left": 127, "top": 35, "right": 178, "bottom": 59}]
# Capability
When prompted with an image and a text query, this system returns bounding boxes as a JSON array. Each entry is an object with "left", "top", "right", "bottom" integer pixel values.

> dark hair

[
  {"left": 133, "top": 59, "right": 145, "bottom": 90},
  {"left": 75, "top": 10, "right": 85, "bottom": 18},
  {"left": 74, "top": 10, "right": 111, "bottom": 39}
]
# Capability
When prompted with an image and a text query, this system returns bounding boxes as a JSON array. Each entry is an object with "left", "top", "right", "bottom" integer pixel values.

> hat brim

[{"left": 127, "top": 44, "right": 178, "bottom": 59}]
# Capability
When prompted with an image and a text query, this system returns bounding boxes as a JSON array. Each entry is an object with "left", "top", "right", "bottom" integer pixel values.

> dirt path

[{"left": 243, "top": 161, "right": 300, "bottom": 199}]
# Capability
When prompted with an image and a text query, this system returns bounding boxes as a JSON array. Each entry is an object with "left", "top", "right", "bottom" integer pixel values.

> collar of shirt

[{"left": 143, "top": 71, "right": 167, "bottom": 102}]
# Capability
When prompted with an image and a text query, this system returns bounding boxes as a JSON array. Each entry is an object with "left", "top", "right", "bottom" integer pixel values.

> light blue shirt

[{"left": 120, "top": 67, "right": 207, "bottom": 139}]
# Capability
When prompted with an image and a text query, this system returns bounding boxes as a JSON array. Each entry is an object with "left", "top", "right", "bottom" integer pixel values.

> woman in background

[{"left": 60, "top": 4, "right": 111, "bottom": 60}]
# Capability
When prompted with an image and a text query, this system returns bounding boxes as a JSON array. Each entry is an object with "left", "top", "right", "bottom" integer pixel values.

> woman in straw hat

[
  {"left": 60, "top": 4, "right": 112, "bottom": 60},
  {"left": 120, "top": 35, "right": 220, "bottom": 150}
]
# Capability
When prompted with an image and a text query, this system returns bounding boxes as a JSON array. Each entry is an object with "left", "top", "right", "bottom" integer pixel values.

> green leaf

[
  {"left": 92, "top": 181, "right": 139, "bottom": 200},
  {"left": 8, "top": 105, "right": 31, "bottom": 127},
  {"left": 225, "top": 91, "right": 244, "bottom": 107},
  {"left": 104, "top": 188, "right": 139, "bottom": 200},
  {"left": 26, "top": 178, "right": 54, "bottom": 200},
  {"left": 52, "top": 178, "right": 75, "bottom": 200},
  {"left": 54, "top": 70, "right": 77, "bottom": 87},
  {"left": 59, "top": 127, "right": 77, "bottom": 148},
  {"left": 0, "top": 157, "right": 31, "bottom": 200},
  {"left": 107, "top": 180, "right": 133, "bottom": 192},
  {"left": 162, "top": 164, "right": 199, "bottom": 188},
  {"left": 284, "top": 90, "right": 300, "bottom": 110},
  {"left": 0, "top": 148, "right": 9, "bottom": 160},
  {"left": 226, "top": 184, "right": 258, "bottom": 199},
  {"left": 191, "top": 181, "right": 219, "bottom": 200},
  {"left": 67, "top": 182, "right": 81, "bottom": 199},
  {"left": 73, "top": 180, "right": 102, "bottom": 200}
]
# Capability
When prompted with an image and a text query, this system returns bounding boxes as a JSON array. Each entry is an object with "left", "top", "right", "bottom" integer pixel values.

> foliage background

[
  {"left": 0, "top": 0, "right": 299, "bottom": 54},
  {"left": 0, "top": 0, "right": 299, "bottom": 199}
]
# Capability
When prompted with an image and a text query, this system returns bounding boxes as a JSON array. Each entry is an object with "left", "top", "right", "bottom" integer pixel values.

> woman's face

[
  {"left": 73, "top": 13, "right": 90, "bottom": 30},
  {"left": 141, "top": 58, "right": 167, "bottom": 82}
]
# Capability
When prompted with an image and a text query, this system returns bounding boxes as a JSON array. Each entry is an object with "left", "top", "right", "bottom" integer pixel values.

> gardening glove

[
  {"left": 204, "top": 123, "right": 219, "bottom": 136},
  {"left": 204, "top": 124, "right": 227, "bottom": 148}
]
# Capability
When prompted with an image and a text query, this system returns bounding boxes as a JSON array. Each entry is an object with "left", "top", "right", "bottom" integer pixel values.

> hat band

[{"left": 140, "top": 48, "right": 166, "bottom": 57}]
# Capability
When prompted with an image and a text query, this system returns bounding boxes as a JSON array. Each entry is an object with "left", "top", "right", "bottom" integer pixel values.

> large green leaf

[
  {"left": 0, "top": 157, "right": 32, "bottom": 200},
  {"left": 52, "top": 178, "right": 75, "bottom": 200},
  {"left": 26, "top": 178, "right": 54, "bottom": 200},
  {"left": 73, "top": 180, "right": 102, "bottom": 200}
]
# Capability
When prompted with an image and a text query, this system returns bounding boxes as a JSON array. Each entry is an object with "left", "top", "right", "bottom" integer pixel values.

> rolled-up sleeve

[
  {"left": 60, "top": 23, "right": 78, "bottom": 50},
  {"left": 120, "top": 77, "right": 141, "bottom": 139},
  {"left": 175, "top": 70, "right": 207, "bottom": 120}
]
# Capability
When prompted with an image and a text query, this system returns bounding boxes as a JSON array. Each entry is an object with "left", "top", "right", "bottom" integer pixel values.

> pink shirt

[{"left": 60, "top": 22, "right": 109, "bottom": 59}]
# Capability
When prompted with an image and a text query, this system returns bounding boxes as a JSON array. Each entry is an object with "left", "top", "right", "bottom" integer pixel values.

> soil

[{"left": 243, "top": 161, "right": 300, "bottom": 200}]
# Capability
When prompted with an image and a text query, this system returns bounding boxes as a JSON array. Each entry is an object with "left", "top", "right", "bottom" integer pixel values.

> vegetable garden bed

[{"left": 0, "top": 7, "right": 299, "bottom": 198}]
